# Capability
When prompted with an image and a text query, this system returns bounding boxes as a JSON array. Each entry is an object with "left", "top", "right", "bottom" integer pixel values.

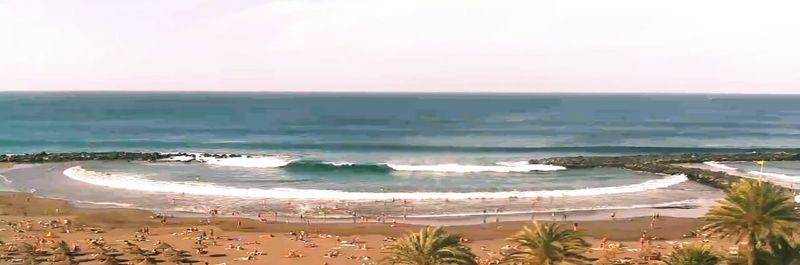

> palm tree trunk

[{"left": 747, "top": 233, "right": 757, "bottom": 265}]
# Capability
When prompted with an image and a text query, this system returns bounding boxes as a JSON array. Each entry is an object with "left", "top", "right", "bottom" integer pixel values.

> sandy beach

[{"left": 0, "top": 191, "right": 732, "bottom": 265}]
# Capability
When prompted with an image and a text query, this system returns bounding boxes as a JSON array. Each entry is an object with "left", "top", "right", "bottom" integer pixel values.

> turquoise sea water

[
  {"left": 0, "top": 92, "right": 796, "bottom": 219},
  {"left": 2, "top": 92, "right": 800, "bottom": 156}
]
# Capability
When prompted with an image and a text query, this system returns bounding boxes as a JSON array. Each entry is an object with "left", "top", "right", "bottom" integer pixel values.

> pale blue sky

[{"left": 1, "top": 0, "right": 799, "bottom": 93}]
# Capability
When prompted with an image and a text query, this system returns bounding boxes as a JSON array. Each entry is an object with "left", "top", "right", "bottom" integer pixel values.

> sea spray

[{"left": 63, "top": 166, "right": 687, "bottom": 200}]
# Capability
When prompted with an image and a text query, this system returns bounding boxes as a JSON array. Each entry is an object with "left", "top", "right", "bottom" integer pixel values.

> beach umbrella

[
  {"left": 44, "top": 231, "right": 60, "bottom": 238},
  {"left": 99, "top": 258, "right": 119, "bottom": 265},
  {"left": 52, "top": 241, "right": 70, "bottom": 255},
  {"left": 161, "top": 247, "right": 178, "bottom": 256},
  {"left": 50, "top": 253, "right": 68, "bottom": 262},
  {"left": 92, "top": 252, "right": 112, "bottom": 261},
  {"left": 167, "top": 254, "right": 184, "bottom": 263},
  {"left": 154, "top": 242, "right": 174, "bottom": 251},
  {"left": 136, "top": 258, "right": 157, "bottom": 265},
  {"left": 127, "top": 247, "right": 144, "bottom": 255}
]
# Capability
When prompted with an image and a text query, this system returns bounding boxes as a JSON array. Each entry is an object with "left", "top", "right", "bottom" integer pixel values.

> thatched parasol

[
  {"left": 136, "top": 258, "right": 157, "bottom": 265},
  {"left": 154, "top": 242, "right": 174, "bottom": 251},
  {"left": 92, "top": 252, "right": 112, "bottom": 261},
  {"left": 161, "top": 247, "right": 178, "bottom": 256},
  {"left": 99, "top": 258, "right": 120, "bottom": 265},
  {"left": 49, "top": 253, "right": 68, "bottom": 262},
  {"left": 167, "top": 254, "right": 184, "bottom": 263},
  {"left": 127, "top": 246, "right": 145, "bottom": 255}
]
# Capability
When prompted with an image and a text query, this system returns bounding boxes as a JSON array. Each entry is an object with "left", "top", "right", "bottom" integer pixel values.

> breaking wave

[
  {"left": 747, "top": 171, "right": 800, "bottom": 183},
  {"left": 161, "top": 153, "right": 564, "bottom": 173},
  {"left": 703, "top": 161, "right": 738, "bottom": 171},
  {"left": 386, "top": 161, "right": 565, "bottom": 173},
  {"left": 63, "top": 166, "right": 687, "bottom": 200}
]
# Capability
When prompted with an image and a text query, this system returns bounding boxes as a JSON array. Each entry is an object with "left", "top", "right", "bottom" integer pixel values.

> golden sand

[{"left": 0, "top": 192, "right": 727, "bottom": 264}]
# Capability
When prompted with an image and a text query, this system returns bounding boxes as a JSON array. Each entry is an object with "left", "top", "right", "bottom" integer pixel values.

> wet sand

[{"left": 1, "top": 162, "right": 724, "bottom": 226}]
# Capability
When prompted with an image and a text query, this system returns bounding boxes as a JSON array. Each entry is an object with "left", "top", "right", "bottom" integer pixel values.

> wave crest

[
  {"left": 63, "top": 166, "right": 686, "bottom": 200},
  {"left": 703, "top": 161, "right": 738, "bottom": 171},
  {"left": 162, "top": 153, "right": 293, "bottom": 168},
  {"left": 386, "top": 161, "right": 565, "bottom": 173},
  {"left": 747, "top": 171, "right": 800, "bottom": 183},
  {"left": 162, "top": 153, "right": 565, "bottom": 173}
]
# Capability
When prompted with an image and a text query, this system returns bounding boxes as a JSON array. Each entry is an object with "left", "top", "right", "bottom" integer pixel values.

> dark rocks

[
  {"left": 0, "top": 152, "right": 168, "bottom": 163},
  {"left": 532, "top": 152, "right": 800, "bottom": 189}
]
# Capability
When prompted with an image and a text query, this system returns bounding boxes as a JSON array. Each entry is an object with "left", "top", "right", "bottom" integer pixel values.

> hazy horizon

[{"left": 2, "top": 0, "right": 798, "bottom": 94}]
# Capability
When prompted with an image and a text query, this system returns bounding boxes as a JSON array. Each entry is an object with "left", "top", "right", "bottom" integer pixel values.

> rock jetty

[
  {"left": 3, "top": 151, "right": 799, "bottom": 190},
  {"left": 533, "top": 152, "right": 800, "bottom": 189}
]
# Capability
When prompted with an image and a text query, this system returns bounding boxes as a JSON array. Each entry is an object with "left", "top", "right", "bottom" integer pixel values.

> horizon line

[{"left": 1, "top": 90, "right": 799, "bottom": 96}]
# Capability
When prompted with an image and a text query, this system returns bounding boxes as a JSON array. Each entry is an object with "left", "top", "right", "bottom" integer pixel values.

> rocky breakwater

[
  {"left": 0, "top": 152, "right": 249, "bottom": 163},
  {"left": 532, "top": 152, "right": 800, "bottom": 189},
  {"left": 0, "top": 152, "right": 169, "bottom": 163}
]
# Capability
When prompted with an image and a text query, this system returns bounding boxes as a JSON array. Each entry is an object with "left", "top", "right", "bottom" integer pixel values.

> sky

[{"left": 0, "top": 0, "right": 799, "bottom": 94}]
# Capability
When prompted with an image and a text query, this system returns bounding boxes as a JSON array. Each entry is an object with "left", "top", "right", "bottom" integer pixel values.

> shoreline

[
  {"left": 0, "top": 191, "right": 724, "bottom": 264},
  {"left": 0, "top": 191, "right": 710, "bottom": 240},
  {"left": 1, "top": 162, "right": 721, "bottom": 225}
]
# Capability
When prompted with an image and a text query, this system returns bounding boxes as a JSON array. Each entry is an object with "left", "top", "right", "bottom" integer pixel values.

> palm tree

[
  {"left": 702, "top": 179, "right": 800, "bottom": 265},
  {"left": 502, "top": 221, "right": 590, "bottom": 265},
  {"left": 382, "top": 226, "right": 477, "bottom": 265},
  {"left": 729, "top": 236, "right": 800, "bottom": 265},
  {"left": 763, "top": 235, "right": 800, "bottom": 265},
  {"left": 663, "top": 243, "right": 720, "bottom": 265}
]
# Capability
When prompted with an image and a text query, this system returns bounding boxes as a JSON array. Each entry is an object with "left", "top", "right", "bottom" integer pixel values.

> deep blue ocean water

[
  {"left": 3, "top": 92, "right": 797, "bottom": 217},
  {"left": 2, "top": 92, "right": 799, "bottom": 157}
]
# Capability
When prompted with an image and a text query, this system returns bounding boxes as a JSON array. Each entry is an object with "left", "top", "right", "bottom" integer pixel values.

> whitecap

[
  {"left": 703, "top": 161, "right": 738, "bottom": 171},
  {"left": 64, "top": 166, "right": 687, "bottom": 200},
  {"left": 322, "top": 161, "right": 355, "bottom": 167},
  {"left": 747, "top": 171, "right": 800, "bottom": 183},
  {"left": 386, "top": 161, "right": 565, "bottom": 173},
  {"left": 160, "top": 153, "right": 293, "bottom": 168}
]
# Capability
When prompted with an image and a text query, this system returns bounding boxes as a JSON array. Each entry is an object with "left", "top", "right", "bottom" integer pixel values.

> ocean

[{"left": 1, "top": 92, "right": 799, "bottom": 222}]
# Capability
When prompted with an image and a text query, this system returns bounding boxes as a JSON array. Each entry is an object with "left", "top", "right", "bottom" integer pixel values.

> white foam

[
  {"left": 703, "top": 161, "right": 738, "bottom": 171},
  {"left": 747, "top": 171, "right": 800, "bottom": 183},
  {"left": 161, "top": 153, "right": 293, "bottom": 168},
  {"left": 404, "top": 199, "right": 709, "bottom": 218},
  {"left": 162, "top": 155, "right": 197, "bottom": 162},
  {"left": 73, "top": 200, "right": 134, "bottom": 208},
  {"left": 204, "top": 156, "right": 293, "bottom": 168},
  {"left": 387, "top": 161, "right": 565, "bottom": 173},
  {"left": 63, "top": 166, "right": 687, "bottom": 200},
  {"left": 323, "top": 161, "right": 355, "bottom": 167}
]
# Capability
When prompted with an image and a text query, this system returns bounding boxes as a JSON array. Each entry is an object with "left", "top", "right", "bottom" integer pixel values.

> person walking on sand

[
  {"left": 572, "top": 222, "right": 579, "bottom": 231},
  {"left": 237, "top": 220, "right": 242, "bottom": 229}
]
